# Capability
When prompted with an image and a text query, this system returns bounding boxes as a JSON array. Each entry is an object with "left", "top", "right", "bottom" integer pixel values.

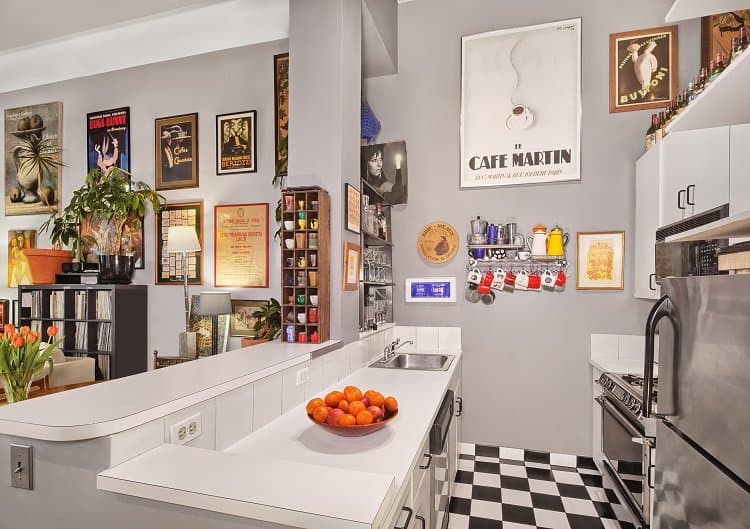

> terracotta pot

[
  {"left": 22, "top": 249, "right": 73, "bottom": 284},
  {"left": 241, "top": 337, "right": 269, "bottom": 348}
]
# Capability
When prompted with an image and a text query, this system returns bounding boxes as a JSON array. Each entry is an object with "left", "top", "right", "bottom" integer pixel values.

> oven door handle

[{"left": 595, "top": 396, "right": 645, "bottom": 440}]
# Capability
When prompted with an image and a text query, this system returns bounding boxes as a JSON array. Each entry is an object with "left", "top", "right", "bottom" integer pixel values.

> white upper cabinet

[
  {"left": 635, "top": 145, "right": 662, "bottom": 300},
  {"left": 666, "top": 0, "right": 750, "bottom": 22},
  {"left": 730, "top": 124, "right": 750, "bottom": 216}
]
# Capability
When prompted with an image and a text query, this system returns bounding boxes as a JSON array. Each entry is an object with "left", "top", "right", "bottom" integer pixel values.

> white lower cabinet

[{"left": 412, "top": 469, "right": 431, "bottom": 529}]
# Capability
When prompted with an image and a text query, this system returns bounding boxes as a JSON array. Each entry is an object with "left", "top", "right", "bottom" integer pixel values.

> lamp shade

[
  {"left": 167, "top": 226, "right": 201, "bottom": 253},
  {"left": 198, "top": 291, "right": 232, "bottom": 316}
]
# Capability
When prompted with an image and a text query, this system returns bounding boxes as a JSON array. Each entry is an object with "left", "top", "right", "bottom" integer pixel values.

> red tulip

[
  {"left": 47, "top": 325, "right": 58, "bottom": 337},
  {"left": 12, "top": 336, "right": 25, "bottom": 349},
  {"left": 20, "top": 326, "right": 30, "bottom": 336}
]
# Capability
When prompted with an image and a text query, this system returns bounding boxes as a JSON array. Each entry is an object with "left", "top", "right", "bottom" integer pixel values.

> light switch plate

[{"left": 10, "top": 444, "right": 33, "bottom": 490}]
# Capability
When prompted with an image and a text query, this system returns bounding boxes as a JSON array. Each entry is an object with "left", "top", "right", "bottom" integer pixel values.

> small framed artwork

[
  {"left": 229, "top": 299, "right": 268, "bottom": 337},
  {"left": 214, "top": 203, "right": 269, "bottom": 288},
  {"left": 216, "top": 110, "right": 257, "bottom": 175},
  {"left": 155, "top": 113, "right": 199, "bottom": 190},
  {"left": 0, "top": 299, "right": 9, "bottom": 326},
  {"left": 576, "top": 231, "right": 625, "bottom": 290},
  {"left": 274, "top": 53, "right": 289, "bottom": 179},
  {"left": 405, "top": 278, "right": 456, "bottom": 303},
  {"left": 8, "top": 229, "right": 36, "bottom": 287},
  {"left": 343, "top": 241, "right": 361, "bottom": 291},
  {"left": 701, "top": 11, "right": 750, "bottom": 67},
  {"left": 155, "top": 202, "right": 203, "bottom": 285},
  {"left": 345, "top": 183, "right": 361, "bottom": 234},
  {"left": 87, "top": 107, "right": 130, "bottom": 174},
  {"left": 609, "top": 26, "right": 679, "bottom": 113}
]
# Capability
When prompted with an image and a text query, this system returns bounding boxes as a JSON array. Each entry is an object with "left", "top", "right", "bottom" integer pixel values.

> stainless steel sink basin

[{"left": 369, "top": 353, "right": 454, "bottom": 371}]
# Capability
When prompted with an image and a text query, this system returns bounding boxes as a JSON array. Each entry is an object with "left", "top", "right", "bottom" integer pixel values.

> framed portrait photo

[
  {"left": 155, "top": 201, "right": 203, "bottom": 285},
  {"left": 216, "top": 110, "right": 257, "bottom": 175},
  {"left": 155, "top": 113, "right": 198, "bottom": 190},
  {"left": 576, "top": 231, "right": 625, "bottom": 290},
  {"left": 345, "top": 183, "right": 361, "bottom": 234},
  {"left": 609, "top": 26, "right": 679, "bottom": 113},
  {"left": 229, "top": 299, "right": 268, "bottom": 337},
  {"left": 343, "top": 241, "right": 361, "bottom": 291}
]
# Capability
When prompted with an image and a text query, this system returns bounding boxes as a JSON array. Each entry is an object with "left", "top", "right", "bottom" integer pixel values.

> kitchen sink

[{"left": 369, "top": 353, "right": 454, "bottom": 371}]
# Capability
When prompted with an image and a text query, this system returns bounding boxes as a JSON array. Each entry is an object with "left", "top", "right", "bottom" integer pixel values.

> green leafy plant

[
  {"left": 252, "top": 298, "right": 282, "bottom": 340},
  {"left": 11, "top": 135, "right": 64, "bottom": 207},
  {"left": 0, "top": 324, "right": 64, "bottom": 403},
  {"left": 40, "top": 168, "right": 164, "bottom": 260}
]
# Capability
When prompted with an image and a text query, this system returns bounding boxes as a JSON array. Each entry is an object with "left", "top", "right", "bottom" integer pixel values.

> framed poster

[
  {"left": 405, "top": 278, "right": 456, "bottom": 303},
  {"left": 702, "top": 11, "right": 750, "bottom": 67},
  {"left": 0, "top": 299, "right": 9, "bottom": 326},
  {"left": 156, "top": 202, "right": 203, "bottom": 285},
  {"left": 155, "top": 113, "right": 198, "bottom": 190},
  {"left": 345, "top": 183, "right": 361, "bottom": 234},
  {"left": 274, "top": 53, "right": 289, "bottom": 180},
  {"left": 461, "top": 19, "right": 581, "bottom": 188},
  {"left": 343, "top": 241, "right": 360, "bottom": 291},
  {"left": 189, "top": 294, "right": 229, "bottom": 356},
  {"left": 214, "top": 203, "right": 269, "bottom": 288},
  {"left": 87, "top": 107, "right": 130, "bottom": 175},
  {"left": 216, "top": 110, "right": 256, "bottom": 175},
  {"left": 8, "top": 230, "right": 36, "bottom": 287},
  {"left": 576, "top": 231, "right": 625, "bottom": 290},
  {"left": 80, "top": 215, "right": 145, "bottom": 269},
  {"left": 609, "top": 26, "right": 679, "bottom": 113},
  {"left": 229, "top": 299, "right": 268, "bottom": 337},
  {"left": 4, "top": 102, "right": 63, "bottom": 215},
  {"left": 360, "top": 141, "right": 408, "bottom": 205}
]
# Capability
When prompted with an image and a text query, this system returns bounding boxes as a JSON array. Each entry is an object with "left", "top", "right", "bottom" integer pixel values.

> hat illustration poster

[{"left": 461, "top": 19, "right": 581, "bottom": 188}]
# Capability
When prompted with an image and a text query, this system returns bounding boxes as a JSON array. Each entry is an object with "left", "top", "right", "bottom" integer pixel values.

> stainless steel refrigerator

[{"left": 645, "top": 275, "right": 750, "bottom": 529}]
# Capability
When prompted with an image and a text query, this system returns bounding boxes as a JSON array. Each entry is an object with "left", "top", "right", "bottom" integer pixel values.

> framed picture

[
  {"left": 343, "top": 241, "right": 361, "bottom": 291},
  {"left": 345, "top": 183, "right": 361, "bottom": 234},
  {"left": 274, "top": 53, "right": 289, "bottom": 180},
  {"left": 461, "top": 19, "right": 581, "bottom": 188},
  {"left": 8, "top": 229, "right": 36, "bottom": 287},
  {"left": 405, "top": 277, "right": 457, "bottom": 303},
  {"left": 87, "top": 107, "right": 130, "bottom": 175},
  {"left": 361, "top": 141, "right": 408, "bottom": 204},
  {"left": 155, "top": 113, "right": 198, "bottom": 190},
  {"left": 701, "top": 11, "right": 750, "bottom": 67},
  {"left": 229, "top": 299, "right": 268, "bottom": 337},
  {"left": 155, "top": 202, "right": 203, "bottom": 285},
  {"left": 4, "top": 101, "right": 63, "bottom": 215},
  {"left": 189, "top": 294, "right": 229, "bottom": 356},
  {"left": 11, "top": 300, "right": 19, "bottom": 327},
  {"left": 576, "top": 231, "right": 625, "bottom": 290},
  {"left": 80, "top": 216, "right": 145, "bottom": 270},
  {"left": 0, "top": 299, "right": 9, "bottom": 326},
  {"left": 609, "top": 26, "right": 679, "bottom": 113},
  {"left": 214, "top": 203, "right": 269, "bottom": 288},
  {"left": 216, "top": 110, "right": 256, "bottom": 175}
]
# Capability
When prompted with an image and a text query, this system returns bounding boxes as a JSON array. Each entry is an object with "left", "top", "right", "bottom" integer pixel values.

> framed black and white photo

[
  {"left": 460, "top": 19, "right": 582, "bottom": 188},
  {"left": 360, "top": 141, "right": 408, "bottom": 205},
  {"left": 216, "top": 110, "right": 256, "bottom": 175}
]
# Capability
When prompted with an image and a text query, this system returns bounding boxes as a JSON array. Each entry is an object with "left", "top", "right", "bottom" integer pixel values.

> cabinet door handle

[
  {"left": 416, "top": 515, "right": 426, "bottom": 529},
  {"left": 677, "top": 189, "right": 686, "bottom": 210},
  {"left": 649, "top": 273, "right": 656, "bottom": 291},
  {"left": 455, "top": 397, "right": 463, "bottom": 417},
  {"left": 419, "top": 454, "right": 432, "bottom": 469},
  {"left": 394, "top": 507, "right": 413, "bottom": 529},
  {"left": 686, "top": 184, "right": 695, "bottom": 206}
]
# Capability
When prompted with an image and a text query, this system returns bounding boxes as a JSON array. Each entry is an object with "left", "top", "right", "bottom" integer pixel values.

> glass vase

[{"left": 1, "top": 373, "right": 34, "bottom": 404}]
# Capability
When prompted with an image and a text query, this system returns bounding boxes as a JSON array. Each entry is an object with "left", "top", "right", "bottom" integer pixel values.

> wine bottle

[
  {"left": 656, "top": 111, "right": 665, "bottom": 142},
  {"left": 731, "top": 38, "right": 741, "bottom": 62},
  {"left": 740, "top": 26, "right": 748, "bottom": 52},
  {"left": 646, "top": 114, "right": 658, "bottom": 150},
  {"left": 687, "top": 82, "right": 695, "bottom": 103}
]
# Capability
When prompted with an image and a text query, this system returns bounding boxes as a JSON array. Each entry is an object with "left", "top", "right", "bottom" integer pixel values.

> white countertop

[
  {"left": 97, "top": 351, "right": 462, "bottom": 528},
  {"left": 0, "top": 340, "right": 341, "bottom": 441},
  {"left": 590, "top": 357, "right": 646, "bottom": 375}
]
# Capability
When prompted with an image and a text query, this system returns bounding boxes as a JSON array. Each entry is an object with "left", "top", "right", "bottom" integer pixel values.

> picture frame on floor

[{"left": 576, "top": 231, "right": 625, "bottom": 290}]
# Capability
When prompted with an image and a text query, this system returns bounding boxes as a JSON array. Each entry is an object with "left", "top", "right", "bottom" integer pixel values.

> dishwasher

[{"left": 430, "top": 389, "right": 454, "bottom": 529}]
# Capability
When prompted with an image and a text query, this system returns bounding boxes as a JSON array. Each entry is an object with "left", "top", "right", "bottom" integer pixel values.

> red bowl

[{"left": 307, "top": 410, "right": 399, "bottom": 436}]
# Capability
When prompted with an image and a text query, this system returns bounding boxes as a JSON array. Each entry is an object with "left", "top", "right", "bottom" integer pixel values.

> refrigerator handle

[{"left": 644, "top": 295, "right": 680, "bottom": 418}]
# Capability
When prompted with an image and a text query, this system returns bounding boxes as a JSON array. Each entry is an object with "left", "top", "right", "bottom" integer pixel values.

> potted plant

[
  {"left": 41, "top": 168, "right": 164, "bottom": 283},
  {"left": 0, "top": 324, "right": 63, "bottom": 403},
  {"left": 244, "top": 298, "right": 281, "bottom": 346}
]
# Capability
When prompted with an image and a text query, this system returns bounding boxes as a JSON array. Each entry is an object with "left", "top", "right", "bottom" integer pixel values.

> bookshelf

[{"left": 17, "top": 284, "right": 148, "bottom": 380}]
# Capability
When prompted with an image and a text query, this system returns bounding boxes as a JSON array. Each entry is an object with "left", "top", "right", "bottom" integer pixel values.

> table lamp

[
  {"left": 198, "top": 291, "right": 232, "bottom": 356},
  {"left": 167, "top": 226, "right": 201, "bottom": 358}
]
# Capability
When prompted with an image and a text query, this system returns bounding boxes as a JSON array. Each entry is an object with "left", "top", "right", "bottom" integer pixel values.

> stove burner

[{"left": 620, "top": 374, "right": 658, "bottom": 403}]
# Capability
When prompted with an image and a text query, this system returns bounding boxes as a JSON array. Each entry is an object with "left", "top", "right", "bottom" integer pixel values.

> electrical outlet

[
  {"left": 296, "top": 366, "right": 310, "bottom": 386},
  {"left": 169, "top": 413, "right": 202, "bottom": 445}
]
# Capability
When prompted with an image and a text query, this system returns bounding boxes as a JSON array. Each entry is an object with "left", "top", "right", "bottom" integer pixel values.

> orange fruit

[
  {"left": 344, "top": 385, "right": 363, "bottom": 403},
  {"left": 337, "top": 399, "right": 350, "bottom": 412},
  {"left": 368, "top": 392, "right": 385, "bottom": 407},
  {"left": 339, "top": 413, "right": 356, "bottom": 426},
  {"left": 356, "top": 410, "right": 374, "bottom": 425},
  {"left": 348, "top": 400, "right": 366, "bottom": 416},
  {"left": 325, "top": 391, "right": 344, "bottom": 407},
  {"left": 384, "top": 396, "right": 398, "bottom": 413},
  {"left": 306, "top": 398, "right": 324, "bottom": 415},
  {"left": 313, "top": 406, "right": 330, "bottom": 423}
]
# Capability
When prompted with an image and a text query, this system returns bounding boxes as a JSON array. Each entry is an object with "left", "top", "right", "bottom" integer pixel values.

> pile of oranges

[{"left": 306, "top": 385, "right": 398, "bottom": 427}]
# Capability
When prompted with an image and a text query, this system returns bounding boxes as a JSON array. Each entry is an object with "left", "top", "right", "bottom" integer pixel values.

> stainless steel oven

[{"left": 595, "top": 395, "right": 653, "bottom": 527}]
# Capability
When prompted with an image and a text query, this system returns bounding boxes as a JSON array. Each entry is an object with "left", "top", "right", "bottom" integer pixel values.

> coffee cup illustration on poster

[{"left": 460, "top": 18, "right": 581, "bottom": 188}]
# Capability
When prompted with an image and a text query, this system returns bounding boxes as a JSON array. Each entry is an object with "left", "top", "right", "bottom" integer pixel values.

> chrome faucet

[{"left": 381, "top": 338, "right": 414, "bottom": 362}]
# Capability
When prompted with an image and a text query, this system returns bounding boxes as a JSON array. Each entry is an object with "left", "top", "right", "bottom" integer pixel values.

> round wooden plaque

[{"left": 418, "top": 222, "right": 460, "bottom": 264}]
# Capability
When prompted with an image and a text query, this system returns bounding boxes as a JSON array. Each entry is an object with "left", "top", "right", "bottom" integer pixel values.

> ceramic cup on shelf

[
  {"left": 308, "top": 307, "right": 318, "bottom": 323},
  {"left": 296, "top": 293, "right": 306, "bottom": 304},
  {"left": 295, "top": 233, "right": 306, "bottom": 249},
  {"left": 297, "top": 313, "right": 307, "bottom": 324},
  {"left": 311, "top": 200, "right": 319, "bottom": 211},
  {"left": 284, "top": 238, "right": 295, "bottom": 249},
  {"left": 309, "top": 233, "right": 318, "bottom": 249},
  {"left": 310, "top": 218, "right": 319, "bottom": 230},
  {"left": 308, "top": 271, "right": 318, "bottom": 287},
  {"left": 284, "top": 220, "right": 295, "bottom": 231},
  {"left": 285, "top": 257, "right": 294, "bottom": 268},
  {"left": 297, "top": 256, "right": 307, "bottom": 268},
  {"left": 284, "top": 195, "right": 294, "bottom": 211},
  {"left": 298, "top": 331, "right": 308, "bottom": 343},
  {"left": 310, "top": 295, "right": 319, "bottom": 306},
  {"left": 309, "top": 253, "right": 317, "bottom": 267},
  {"left": 298, "top": 199, "right": 305, "bottom": 210},
  {"left": 285, "top": 325, "right": 295, "bottom": 342},
  {"left": 297, "top": 271, "right": 306, "bottom": 286}
]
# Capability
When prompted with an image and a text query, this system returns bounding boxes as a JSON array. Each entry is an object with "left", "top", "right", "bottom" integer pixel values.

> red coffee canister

[{"left": 308, "top": 307, "right": 318, "bottom": 323}]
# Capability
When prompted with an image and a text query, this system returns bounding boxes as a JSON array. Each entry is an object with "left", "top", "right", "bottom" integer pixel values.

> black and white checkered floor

[{"left": 448, "top": 444, "right": 638, "bottom": 529}]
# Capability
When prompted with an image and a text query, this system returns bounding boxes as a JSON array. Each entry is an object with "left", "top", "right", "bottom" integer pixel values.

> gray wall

[
  {"left": 364, "top": 0, "right": 699, "bottom": 455},
  {"left": 0, "top": 40, "right": 287, "bottom": 362}
]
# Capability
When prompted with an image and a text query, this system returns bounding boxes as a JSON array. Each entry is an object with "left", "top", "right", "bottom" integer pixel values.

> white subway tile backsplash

[
  {"left": 216, "top": 384, "right": 253, "bottom": 451},
  {"left": 590, "top": 334, "right": 618, "bottom": 360},
  {"left": 618, "top": 335, "right": 645, "bottom": 360},
  {"left": 164, "top": 399, "right": 216, "bottom": 450},
  {"left": 416, "top": 327, "right": 439, "bottom": 351},
  {"left": 394, "top": 326, "right": 416, "bottom": 347},
  {"left": 282, "top": 363, "right": 309, "bottom": 414},
  {"left": 253, "top": 372, "right": 283, "bottom": 431},
  {"left": 438, "top": 327, "right": 462, "bottom": 351}
]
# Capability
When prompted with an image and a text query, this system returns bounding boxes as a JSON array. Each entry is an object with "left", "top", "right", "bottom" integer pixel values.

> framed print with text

[
  {"left": 216, "top": 110, "right": 256, "bottom": 175},
  {"left": 343, "top": 241, "right": 360, "bottom": 291},
  {"left": 87, "top": 107, "right": 130, "bottom": 175},
  {"left": 214, "top": 203, "right": 269, "bottom": 288},
  {"left": 155, "top": 202, "right": 203, "bottom": 285},
  {"left": 155, "top": 113, "right": 198, "bottom": 190},
  {"left": 345, "top": 183, "right": 361, "bottom": 234},
  {"left": 576, "top": 231, "right": 625, "bottom": 290}
]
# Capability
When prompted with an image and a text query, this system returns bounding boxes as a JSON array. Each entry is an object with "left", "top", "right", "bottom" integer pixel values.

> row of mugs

[
  {"left": 284, "top": 196, "right": 319, "bottom": 211},
  {"left": 285, "top": 233, "right": 319, "bottom": 249},
  {"left": 287, "top": 271, "right": 319, "bottom": 287},
  {"left": 286, "top": 255, "right": 317, "bottom": 267},
  {"left": 286, "top": 308, "right": 319, "bottom": 324},
  {"left": 283, "top": 218, "right": 319, "bottom": 231},
  {"left": 288, "top": 293, "right": 319, "bottom": 305},
  {"left": 284, "top": 326, "right": 319, "bottom": 343},
  {"left": 466, "top": 268, "right": 566, "bottom": 304}
]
